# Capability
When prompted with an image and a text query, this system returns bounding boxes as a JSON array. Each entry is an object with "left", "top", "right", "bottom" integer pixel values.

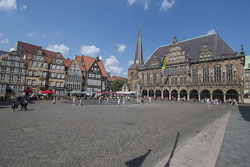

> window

[
  {"left": 180, "top": 65, "right": 187, "bottom": 74},
  {"left": 87, "top": 79, "right": 101, "bottom": 86},
  {"left": 10, "top": 67, "right": 15, "bottom": 72},
  {"left": 51, "top": 73, "right": 55, "bottom": 78},
  {"left": 56, "top": 81, "right": 60, "bottom": 87},
  {"left": 35, "top": 56, "right": 39, "bottom": 60},
  {"left": 153, "top": 72, "right": 156, "bottom": 84},
  {"left": 141, "top": 73, "right": 144, "bottom": 83},
  {"left": 18, "top": 68, "right": 22, "bottom": 73},
  {"left": 33, "top": 71, "right": 37, "bottom": 76},
  {"left": 43, "top": 72, "right": 46, "bottom": 77},
  {"left": 50, "top": 81, "right": 54, "bottom": 86},
  {"left": 41, "top": 63, "right": 44, "bottom": 68},
  {"left": 57, "top": 73, "right": 61, "bottom": 79},
  {"left": 226, "top": 64, "right": 233, "bottom": 82},
  {"left": 61, "top": 66, "right": 64, "bottom": 70},
  {"left": 40, "top": 57, "right": 43, "bottom": 61},
  {"left": 180, "top": 77, "right": 186, "bottom": 84},
  {"left": 27, "top": 80, "right": 31, "bottom": 85},
  {"left": 37, "top": 63, "right": 41, "bottom": 68},
  {"left": 11, "top": 61, "right": 15, "bottom": 66},
  {"left": 61, "top": 74, "right": 65, "bottom": 79},
  {"left": 192, "top": 68, "right": 198, "bottom": 82},
  {"left": 17, "top": 75, "right": 21, "bottom": 82},
  {"left": 3, "top": 60, "right": 8, "bottom": 65},
  {"left": 9, "top": 75, "right": 14, "bottom": 82},
  {"left": 0, "top": 74, "right": 5, "bottom": 81},
  {"left": 32, "top": 80, "right": 36, "bottom": 85},
  {"left": 214, "top": 65, "right": 221, "bottom": 82},
  {"left": 28, "top": 71, "right": 33, "bottom": 76},
  {"left": 1, "top": 66, "right": 6, "bottom": 71},
  {"left": 32, "top": 62, "right": 36, "bottom": 67},
  {"left": 60, "top": 82, "right": 64, "bottom": 87},
  {"left": 52, "top": 65, "right": 56, "bottom": 69},
  {"left": 245, "top": 81, "right": 250, "bottom": 88},
  {"left": 203, "top": 67, "right": 209, "bottom": 82},
  {"left": 56, "top": 65, "right": 60, "bottom": 70},
  {"left": 0, "top": 84, "right": 6, "bottom": 93},
  {"left": 171, "top": 78, "right": 177, "bottom": 85},
  {"left": 96, "top": 74, "right": 101, "bottom": 78},
  {"left": 147, "top": 73, "right": 150, "bottom": 85}
]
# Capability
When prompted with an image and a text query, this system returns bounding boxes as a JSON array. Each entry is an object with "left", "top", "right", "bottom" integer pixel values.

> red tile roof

[
  {"left": 17, "top": 41, "right": 41, "bottom": 55},
  {"left": 63, "top": 59, "right": 73, "bottom": 68},
  {"left": 111, "top": 76, "right": 127, "bottom": 82},
  {"left": 0, "top": 54, "right": 8, "bottom": 63}
]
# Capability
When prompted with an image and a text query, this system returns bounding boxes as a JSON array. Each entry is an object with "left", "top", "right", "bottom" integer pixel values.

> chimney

[{"left": 96, "top": 57, "right": 100, "bottom": 62}]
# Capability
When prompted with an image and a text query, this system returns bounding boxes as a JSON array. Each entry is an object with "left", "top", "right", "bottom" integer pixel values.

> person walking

[
  {"left": 11, "top": 99, "right": 16, "bottom": 111},
  {"left": 79, "top": 97, "right": 82, "bottom": 106},
  {"left": 72, "top": 96, "right": 75, "bottom": 106},
  {"left": 117, "top": 97, "right": 121, "bottom": 106}
]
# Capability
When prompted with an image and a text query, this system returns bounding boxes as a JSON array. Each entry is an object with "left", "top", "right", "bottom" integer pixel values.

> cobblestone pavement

[
  {"left": 0, "top": 100, "right": 231, "bottom": 167},
  {"left": 215, "top": 104, "right": 250, "bottom": 167}
]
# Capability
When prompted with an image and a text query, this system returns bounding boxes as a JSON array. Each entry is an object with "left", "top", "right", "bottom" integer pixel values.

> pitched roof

[
  {"left": 142, "top": 33, "right": 236, "bottom": 69},
  {"left": 0, "top": 54, "right": 8, "bottom": 63},
  {"left": 97, "top": 59, "right": 108, "bottom": 77},
  {"left": 63, "top": 59, "right": 73, "bottom": 68},
  {"left": 16, "top": 41, "right": 42, "bottom": 55},
  {"left": 111, "top": 76, "right": 127, "bottom": 82}
]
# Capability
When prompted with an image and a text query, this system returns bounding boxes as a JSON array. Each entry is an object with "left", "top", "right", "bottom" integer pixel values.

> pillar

[
  {"left": 187, "top": 93, "right": 190, "bottom": 101},
  {"left": 223, "top": 94, "right": 226, "bottom": 103},
  {"left": 178, "top": 92, "right": 180, "bottom": 101},
  {"left": 169, "top": 92, "right": 171, "bottom": 101},
  {"left": 210, "top": 94, "right": 213, "bottom": 100},
  {"left": 161, "top": 90, "right": 164, "bottom": 100},
  {"left": 198, "top": 93, "right": 201, "bottom": 101}
]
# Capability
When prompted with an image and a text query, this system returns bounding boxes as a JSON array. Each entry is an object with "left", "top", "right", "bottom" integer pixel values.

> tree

[{"left": 111, "top": 79, "right": 124, "bottom": 91}]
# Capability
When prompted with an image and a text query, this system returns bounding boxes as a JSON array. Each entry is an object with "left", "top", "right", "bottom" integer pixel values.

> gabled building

[
  {"left": 244, "top": 55, "right": 250, "bottom": 99},
  {"left": 25, "top": 48, "right": 49, "bottom": 93},
  {"left": 0, "top": 51, "right": 26, "bottom": 99},
  {"left": 47, "top": 52, "right": 66, "bottom": 95},
  {"left": 75, "top": 55, "right": 108, "bottom": 92},
  {"left": 64, "top": 57, "right": 83, "bottom": 92},
  {"left": 129, "top": 26, "right": 245, "bottom": 103}
]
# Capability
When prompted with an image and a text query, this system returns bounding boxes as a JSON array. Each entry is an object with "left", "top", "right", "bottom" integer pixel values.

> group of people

[
  {"left": 228, "top": 98, "right": 238, "bottom": 106},
  {"left": 11, "top": 97, "right": 28, "bottom": 111}
]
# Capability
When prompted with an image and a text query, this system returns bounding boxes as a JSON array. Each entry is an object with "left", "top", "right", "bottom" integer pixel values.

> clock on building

[{"left": 136, "top": 60, "right": 139, "bottom": 64}]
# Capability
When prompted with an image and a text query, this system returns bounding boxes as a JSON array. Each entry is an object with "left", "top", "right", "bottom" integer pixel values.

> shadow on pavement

[
  {"left": 164, "top": 132, "right": 180, "bottom": 167},
  {"left": 238, "top": 104, "right": 250, "bottom": 122},
  {"left": 125, "top": 149, "right": 152, "bottom": 167}
]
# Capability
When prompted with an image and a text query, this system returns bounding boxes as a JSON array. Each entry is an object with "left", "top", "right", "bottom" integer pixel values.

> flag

[{"left": 160, "top": 56, "right": 168, "bottom": 69}]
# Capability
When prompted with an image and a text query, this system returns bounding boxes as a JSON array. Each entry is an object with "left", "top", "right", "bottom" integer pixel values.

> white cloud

[
  {"left": 80, "top": 45, "right": 100, "bottom": 57},
  {"left": 27, "top": 32, "right": 36, "bottom": 37},
  {"left": 160, "top": 0, "right": 175, "bottom": 11},
  {"left": 9, "top": 47, "right": 15, "bottom": 51},
  {"left": 144, "top": 3, "right": 149, "bottom": 10},
  {"left": 115, "top": 43, "right": 127, "bottom": 53},
  {"left": 0, "top": 33, "right": 3, "bottom": 38},
  {"left": 0, "top": 0, "right": 17, "bottom": 11},
  {"left": 0, "top": 38, "right": 9, "bottom": 44},
  {"left": 99, "top": 56, "right": 103, "bottom": 60},
  {"left": 105, "top": 55, "right": 124, "bottom": 76},
  {"left": 46, "top": 44, "right": 70, "bottom": 55},
  {"left": 207, "top": 29, "right": 216, "bottom": 34},
  {"left": 20, "top": 4, "right": 27, "bottom": 11},
  {"left": 128, "top": 60, "right": 134, "bottom": 67},
  {"left": 123, "top": 71, "right": 128, "bottom": 77},
  {"left": 128, "top": 0, "right": 137, "bottom": 5}
]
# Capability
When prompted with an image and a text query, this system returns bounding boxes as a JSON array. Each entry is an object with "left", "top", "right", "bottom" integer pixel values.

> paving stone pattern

[
  {"left": 215, "top": 104, "right": 250, "bottom": 167},
  {"left": 0, "top": 100, "right": 231, "bottom": 167}
]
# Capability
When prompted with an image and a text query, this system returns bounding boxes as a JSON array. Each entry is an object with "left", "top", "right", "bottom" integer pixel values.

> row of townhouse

[{"left": 0, "top": 41, "right": 110, "bottom": 99}]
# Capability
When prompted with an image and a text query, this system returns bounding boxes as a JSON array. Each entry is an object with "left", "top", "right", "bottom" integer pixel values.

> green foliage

[{"left": 111, "top": 79, "right": 124, "bottom": 91}]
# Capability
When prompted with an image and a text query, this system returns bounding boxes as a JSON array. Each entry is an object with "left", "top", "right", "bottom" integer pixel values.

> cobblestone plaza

[{"left": 0, "top": 100, "right": 245, "bottom": 167}]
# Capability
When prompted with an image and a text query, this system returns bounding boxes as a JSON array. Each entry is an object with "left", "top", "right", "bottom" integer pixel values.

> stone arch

[
  {"left": 155, "top": 89, "right": 161, "bottom": 98},
  {"left": 189, "top": 89, "right": 198, "bottom": 101},
  {"left": 149, "top": 89, "right": 154, "bottom": 97},
  {"left": 226, "top": 89, "right": 239, "bottom": 101},
  {"left": 171, "top": 89, "right": 178, "bottom": 100},
  {"left": 200, "top": 89, "right": 210, "bottom": 100},
  {"left": 180, "top": 89, "right": 187, "bottom": 100},
  {"left": 142, "top": 89, "right": 147, "bottom": 97},
  {"left": 212, "top": 89, "right": 224, "bottom": 102},
  {"left": 163, "top": 89, "right": 169, "bottom": 100}
]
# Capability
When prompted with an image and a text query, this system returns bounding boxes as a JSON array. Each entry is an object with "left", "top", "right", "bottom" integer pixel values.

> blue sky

[{"left": 0, "top": 0, "right": 250, "bottom": 77}]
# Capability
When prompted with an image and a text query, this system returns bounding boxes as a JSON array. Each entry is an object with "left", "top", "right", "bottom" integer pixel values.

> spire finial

[
  {"left": 216, "top": 24, "right": 219, "bottom": 34},
  {"left": 173, "top": 34, "right": 178, "bottom": 43}
]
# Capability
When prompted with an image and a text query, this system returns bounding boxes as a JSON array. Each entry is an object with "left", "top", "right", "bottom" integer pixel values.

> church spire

[{"left": 134, "top": 24, "right": 144, "bottom": 68}]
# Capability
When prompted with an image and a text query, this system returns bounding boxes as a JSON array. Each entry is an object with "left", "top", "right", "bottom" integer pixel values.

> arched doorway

[
  {"left": 149, "top": 89, "right": 154, "bottom": 97},
  {"left": 226, "top": 89, "right": 239, "bottom": 101},
  {"left": 180, "top": 89, "right": 187, "bottom": 100},
  {"left": 171, "top": 90, "right": 178, "bottom": 100},
  {"left": 142, "top": 89, "right": 147, "bottom": 97},
  {"left": 155, "top": 89, "right": 161, "bottom": 99},
  {"left": 190, "top": 89, "right": 198, "bottom": 101},
  {"left": 212, "top": 89, "right": 224, "bottom": 102},
  {"left": 200, "top": 89, "right": 210, "bottom": 100},
  {"left": 163, "top": 90, "right": 169, "bottom": 100}
]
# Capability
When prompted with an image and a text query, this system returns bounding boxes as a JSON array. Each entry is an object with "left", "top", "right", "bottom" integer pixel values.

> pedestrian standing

[
  {"left": 79, "top": 97, "right": 82, "bottom": 106},
  {"left": 11, "top": 99, "right": 16, "bottom": 111},
  {"left": 72, "top": 96, "right": 75, "bottom": 106},
  {"left": 117, "top": 97, "right": 121, "bottom": 106}
]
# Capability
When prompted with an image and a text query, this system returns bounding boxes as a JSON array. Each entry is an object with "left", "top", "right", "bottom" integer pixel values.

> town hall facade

[{"left": 128, "top": 27, "right": 245, "bottom": 103}]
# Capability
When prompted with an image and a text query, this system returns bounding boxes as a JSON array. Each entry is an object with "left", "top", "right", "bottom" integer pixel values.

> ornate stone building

[
  {"left": 25, "top": 49, "right": 49, "bottom": 93},
  {"left": 0, "top": 51, "right": 26, "bottom": 99},
  {"left": 128, "top": 28, "right": 245, "bottom": 103},
  {"left": 244, "top": 56, "right": 250, "bottom": 98}
]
